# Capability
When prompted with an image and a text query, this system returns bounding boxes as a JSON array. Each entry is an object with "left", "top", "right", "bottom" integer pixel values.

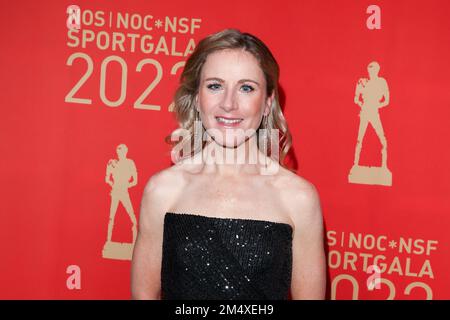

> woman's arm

[
  {"left": 130, "top": 174, "right": 167, "bottom": 299},
  {"left": 289, "top": 181, "right": 327, "bottom": 299}
]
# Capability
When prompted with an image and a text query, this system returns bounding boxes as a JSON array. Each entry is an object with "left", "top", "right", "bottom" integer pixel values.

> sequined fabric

[{"left": 161, "top": 212, "right": 293, "bottom": 300}]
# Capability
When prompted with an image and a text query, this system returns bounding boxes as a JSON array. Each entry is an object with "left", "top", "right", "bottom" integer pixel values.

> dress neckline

[{"left": 165, "top": 211, "right": 294, "bottom": 232}]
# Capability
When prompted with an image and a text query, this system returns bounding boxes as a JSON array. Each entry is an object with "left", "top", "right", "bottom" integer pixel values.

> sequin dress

[{"left": 161, "top": 212, "right": 293, "bottom": 300}]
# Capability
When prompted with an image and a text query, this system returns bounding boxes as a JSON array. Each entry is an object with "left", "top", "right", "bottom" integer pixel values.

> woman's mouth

[{"left": 215, "top": 116, "right": 244, "bottom": 127}]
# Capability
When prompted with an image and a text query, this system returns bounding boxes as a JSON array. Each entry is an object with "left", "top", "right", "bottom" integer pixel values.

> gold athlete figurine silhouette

[
  {"left": 348, "top": 61, "right": 392, "bottom": 186},
  {"left": 102, "top": 144, "right": 138, "bottom": 260}
]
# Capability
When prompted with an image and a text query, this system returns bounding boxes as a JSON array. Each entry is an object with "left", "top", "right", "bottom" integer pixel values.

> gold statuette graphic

[
  {"left": 102, "top": 144, "right": 138, "bottom": 260},
  {"left": 349, "top": 61, "right": 392, "bottom": 186}
]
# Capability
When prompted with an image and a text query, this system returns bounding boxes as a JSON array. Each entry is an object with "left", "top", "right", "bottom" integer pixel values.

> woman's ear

[
  {"left": 265, "top": 92, "right": 275, "bottom": 116},
  {"left": 195, "top": 94, "right": 199, "bottom": 112}
]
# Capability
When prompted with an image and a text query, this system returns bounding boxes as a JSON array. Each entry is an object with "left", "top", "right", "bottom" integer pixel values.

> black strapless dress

[{"left": 161, "top": 212, "right": 293, "bottom": 300}]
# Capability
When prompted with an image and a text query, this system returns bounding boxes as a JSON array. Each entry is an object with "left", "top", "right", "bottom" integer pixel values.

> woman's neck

[{"left": 200, "top": 133, "right": 272, "bottom": 177}]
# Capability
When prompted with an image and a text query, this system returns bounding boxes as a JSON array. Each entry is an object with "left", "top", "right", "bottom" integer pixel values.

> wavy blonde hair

[{"left": 165, "top": 28, "right": 294, "bottom": 172}]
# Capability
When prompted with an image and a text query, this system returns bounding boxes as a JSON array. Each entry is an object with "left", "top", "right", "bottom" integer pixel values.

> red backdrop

[{"left": 1, "top": 0, "right": 449, "bottom": 299}]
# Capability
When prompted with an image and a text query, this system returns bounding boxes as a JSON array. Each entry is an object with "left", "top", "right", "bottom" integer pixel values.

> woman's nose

[{"left": 221, "top": 88, "right": 238, "bottom": 112}]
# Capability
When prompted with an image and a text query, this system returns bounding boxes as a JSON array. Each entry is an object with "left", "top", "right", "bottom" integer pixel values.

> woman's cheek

[
  {"left": 200, "top": 92, "right": 220, "bottom": 110},
  {"left": 244, "top": 95, "right": 265, "bottom": 113}
]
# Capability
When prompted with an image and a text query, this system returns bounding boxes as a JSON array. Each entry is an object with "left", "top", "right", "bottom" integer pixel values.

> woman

[{"left": 130, "top": 28, "right": 326, "bottom": 300}]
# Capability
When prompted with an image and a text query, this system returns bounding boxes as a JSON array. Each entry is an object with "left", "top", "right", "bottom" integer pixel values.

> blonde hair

[{"left": 165, "top": 28, "right": 294, "bottom": 172}]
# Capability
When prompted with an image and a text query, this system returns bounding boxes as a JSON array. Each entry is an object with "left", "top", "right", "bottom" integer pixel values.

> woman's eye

[
  {"left": 241, "top": 84, "right": 254, "bottom": 93},
  {"left": 207, "top": 83, "right": 221, "bottom": 90}
]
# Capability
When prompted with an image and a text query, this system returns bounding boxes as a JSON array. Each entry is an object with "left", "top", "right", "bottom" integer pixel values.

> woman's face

[{"left": 196, "top": 48, "right": 274, "bottom": 148}]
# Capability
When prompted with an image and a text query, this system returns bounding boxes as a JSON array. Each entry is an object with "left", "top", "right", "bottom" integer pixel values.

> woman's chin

[{"left": 211, "top": 137, "right": 246, "bottom": 149}]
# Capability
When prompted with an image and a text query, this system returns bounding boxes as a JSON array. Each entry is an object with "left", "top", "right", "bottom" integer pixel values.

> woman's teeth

[{"left": 216, "top": 117, "right": 243, "bottom": 124}]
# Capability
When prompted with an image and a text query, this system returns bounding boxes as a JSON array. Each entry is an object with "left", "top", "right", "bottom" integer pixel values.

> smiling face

[{"left": 196, "top": 48, "right": 274, "bottom": 148}]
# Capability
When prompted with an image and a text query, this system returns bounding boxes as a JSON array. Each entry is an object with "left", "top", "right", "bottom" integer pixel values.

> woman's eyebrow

[
  {"left": 204, "top": 77, "right": 224, "bottom": 82},
  {"left": 204, "top": 77, "right": 260, "bottom": 86},
  {"left": 238, "top": 79, "right": 260, "bottom": 86}
]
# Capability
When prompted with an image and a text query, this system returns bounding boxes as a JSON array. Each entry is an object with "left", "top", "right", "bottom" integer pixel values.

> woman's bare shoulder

[
  {"left": 274, "top": 167, "right": 322, "bottom": 223},
  {"left": 143, "top": 163, "right": 190, "bottom": 195},
  {"left": 139, "top": 163, "right": 193, "bottom": 219},
  {"left": 273, "top": 166, "right": 315, "bottom": 192}
]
